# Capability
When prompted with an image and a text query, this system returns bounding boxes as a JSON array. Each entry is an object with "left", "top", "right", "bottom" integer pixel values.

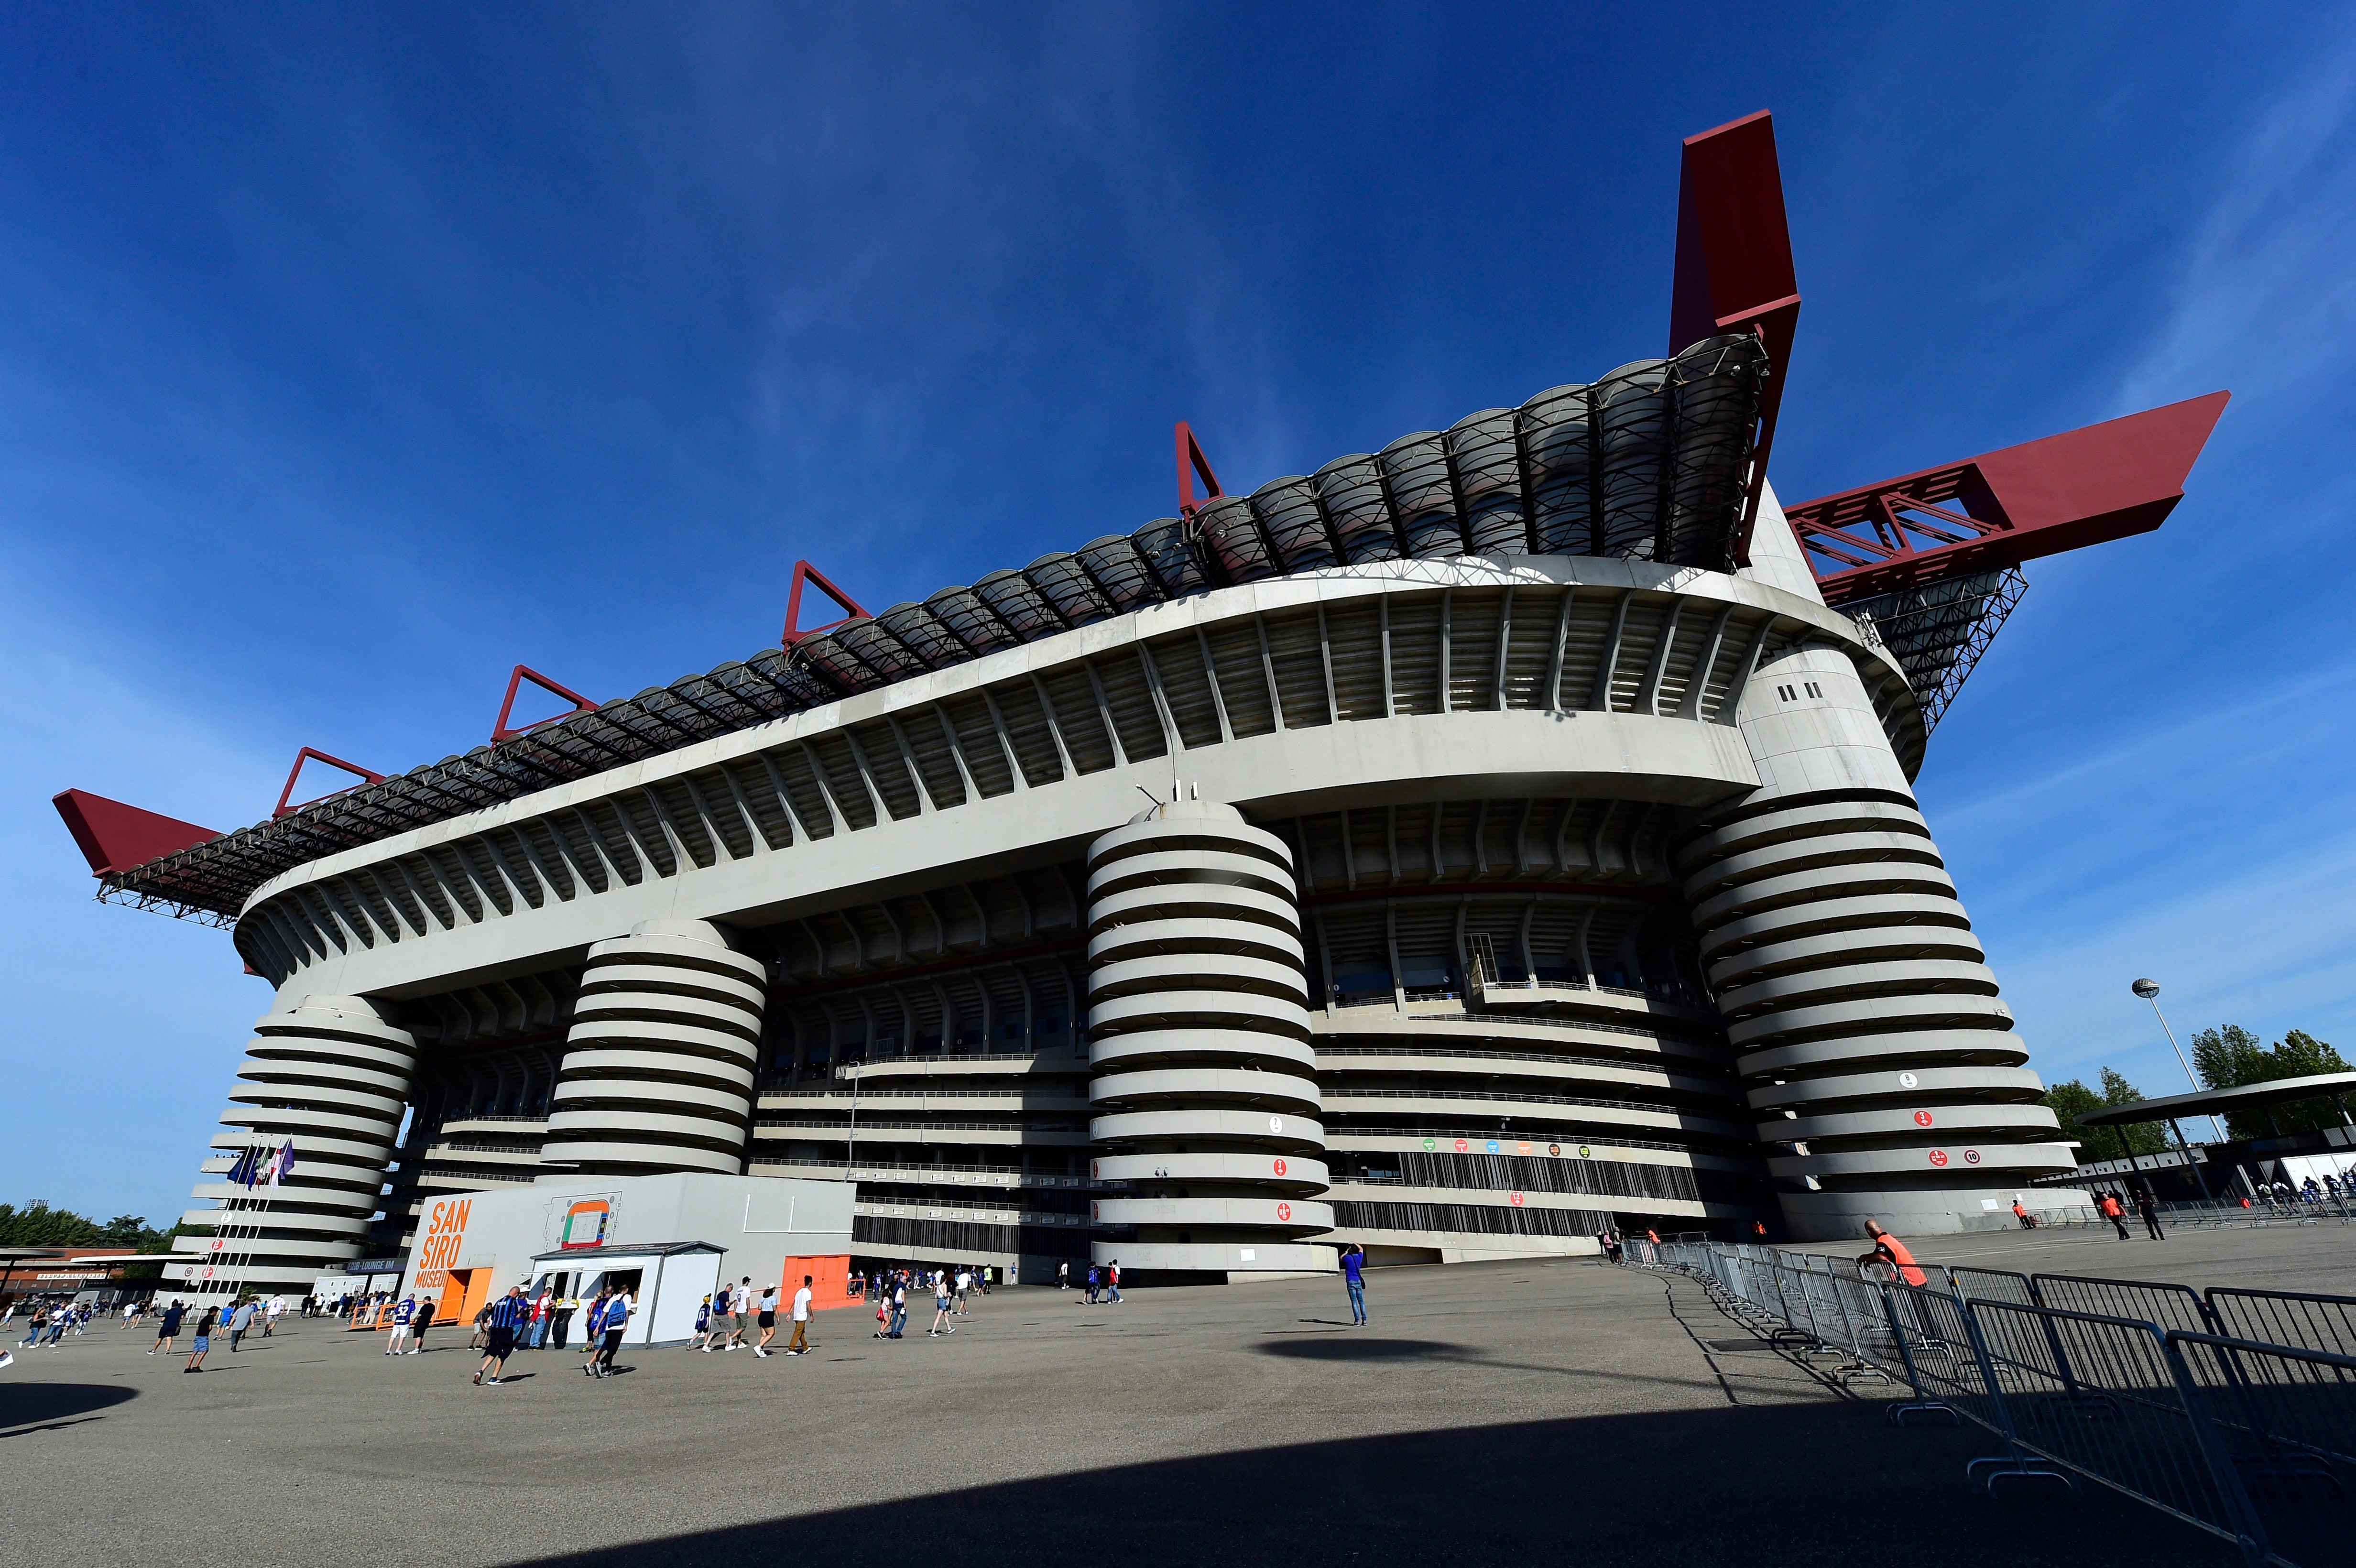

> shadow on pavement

[
  {"left": 507, "top": 1405, "right": 2235, "bottom": 1568},
  {"left": 0, "top": 1383, "right": 137, "bottom": 1437},
  {"left": 1256, "top": 1337, "right": 1464, "bottom": 1361}
]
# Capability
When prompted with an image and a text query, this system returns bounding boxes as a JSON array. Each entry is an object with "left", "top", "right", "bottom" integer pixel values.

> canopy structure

[
  {"left": 2072, "top": 1072, "right": 2356, "bottom": 1129},
  {"left": 72, "top": 336, "right": 1768, "bottom": 925}
]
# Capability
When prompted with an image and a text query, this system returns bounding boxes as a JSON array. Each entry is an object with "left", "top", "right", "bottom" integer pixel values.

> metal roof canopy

[
  {"left": 528, "top": 1240, "right": 724, "bottom": 1264},
  {"left": 2072, "top": 1071, "right": 2356, "bottom": 1128}
]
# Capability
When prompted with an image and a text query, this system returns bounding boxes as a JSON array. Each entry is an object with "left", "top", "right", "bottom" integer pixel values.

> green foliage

[
  {"left": 0, "top": 1205, "right": 177, "bottom": 1252},
  {"left": 2041, "top": 1074, "right": 2164, "bottom": 1163},
  {"left": 2188, "top": 1025, "right": 2351, "bottom": 1140}
]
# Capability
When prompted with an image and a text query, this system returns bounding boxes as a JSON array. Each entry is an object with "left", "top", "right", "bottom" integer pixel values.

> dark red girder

[
  {"left": 1788, "top": 392, "right": 2231, "bottom": 607},
  {"left": 53, "top": 788, "right": 221, "bottom": 877}
]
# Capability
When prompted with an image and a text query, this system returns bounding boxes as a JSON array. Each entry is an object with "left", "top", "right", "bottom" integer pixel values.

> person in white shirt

[
  {"left": 728, "top": 1278, "right": 754, "bottom": 1350},
  {"left": 953, "top": 1270, "right": 971, "bottom": 1316},
  {"left": 753, "top": 1284, "right": 779, "bottom": 1357},
  {"left": 787, "top": 1275, "right": 814, "bottom": 1355},
  {"left": 263, "top": 1295, "right": 285, "bottom": 1337}
]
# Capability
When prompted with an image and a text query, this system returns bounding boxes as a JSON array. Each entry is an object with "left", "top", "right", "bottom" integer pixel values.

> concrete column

[
  {"left": 184, "top": 995, "right": 418, "bottom": 1296},
  {"left": 1677, "top": 552, "right": 2074, "bottom": 1236},
  {"left": 541, "top": 918, "right": 767, "bottom": 1178},
  {"left": 1086, "top": 796, "right": 1333, "bottom": 1275}
]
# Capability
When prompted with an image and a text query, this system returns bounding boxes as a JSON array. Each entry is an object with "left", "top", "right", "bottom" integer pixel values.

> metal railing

[{"left": 1625, "top": 1239, "right": 2356, "bottom": 1566}]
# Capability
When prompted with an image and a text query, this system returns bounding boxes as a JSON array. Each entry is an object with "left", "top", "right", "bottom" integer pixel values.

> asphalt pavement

[{"left": 2, "top": 1252, "right": 2272, "bottom": 1568}]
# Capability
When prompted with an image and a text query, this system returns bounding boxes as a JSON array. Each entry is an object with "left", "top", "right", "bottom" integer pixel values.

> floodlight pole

[{"left": 2130, "top": 979, "right": 2226, "bottom": 1143}]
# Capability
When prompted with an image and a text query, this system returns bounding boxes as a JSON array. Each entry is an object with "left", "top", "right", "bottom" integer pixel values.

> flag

[
  {"left": 224, "top": 1147, "right": 258, "bottom": 1188},
  {"left": 267, "top": 1140, "right": 296, "bottom": 1187}
]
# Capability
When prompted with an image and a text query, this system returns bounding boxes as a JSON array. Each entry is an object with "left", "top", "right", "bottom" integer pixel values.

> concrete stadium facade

[{"left": 169, "top": 479, "right": 2075, "bottom": 1295}]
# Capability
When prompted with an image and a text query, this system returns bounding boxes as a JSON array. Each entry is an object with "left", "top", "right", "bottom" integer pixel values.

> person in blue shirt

[
  {"left": 1340, "top": 1242, "right": 1368, "bottom": 1326},
  {"left": 474, "top": 1286, "right": 529, "bottom": 1385},
  {"left": 590, "top": 1288, "right": 630, "bottom": 1377}
]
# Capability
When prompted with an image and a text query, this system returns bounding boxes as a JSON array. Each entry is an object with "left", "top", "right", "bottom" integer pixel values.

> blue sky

[{"left": 3, "top": 4, "right": 2351, "bottom": 1224}]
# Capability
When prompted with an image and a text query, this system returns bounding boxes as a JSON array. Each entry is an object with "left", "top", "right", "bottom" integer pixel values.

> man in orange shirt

[{"left": 1857, "top": 1220, "right": 1927, "bottom": 1286}]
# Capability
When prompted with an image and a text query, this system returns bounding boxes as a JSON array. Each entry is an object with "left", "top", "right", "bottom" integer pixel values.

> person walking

[
  {"left": 1105, "top": 1262, "right": 1122, "bottom": 1305},
  {"left": 579, "top": 1288, "right": 611, "bottom": 1371},
  {"left": 887, "top": 1277, "right": 908, "bottom": 1339},
  {"left": 953, "top": 1269, "right": 971, "bottom": 1316},
  {"left": 754, "top": 1284, "right": 779, "bottom": 1357},
  {"left": 410, "top": 1296, "right": 433, "bottom": 1354},
  {"left": 386, "top": 1296, "right": 415, "bottom": 1356},
  {"left": 1856, "top": 1220, "right": 1929, "bottom": 1286},
  {"left": 927, "top": 1273, "right": 956, "bottom": 1337},
  {"left": 1084, "top": 1264, "right": 1100, "bottom": 1305},
  {"left": 551, "top": 1289, "right": 577, "bottom": 1350},
  {"left": 528, "top": 1287, "right": 552, "bottom": 1349},
  {"left": 475, "top": 1285, "right": 528, "bottom": 1385},
  {"left": 2099, "top": 1190, "right": 2130, "bottom": 1240},
  {"left": 227, "top": 1297, "right": 258, "bottom": 1352},
  {"left": 706, "top": 1281, "right": 737, "bottom": 1353},
  {"left": 2133, "top": 1185, "right": 2166, "bottom": 1241},
  {"left": 590, "top": 1289, "right": 629, "bottom": 1377},
  {"left": 263, "top": 1294, "right": 284, "bottom": 1337},
  {"left": 689, "top": 1294, "right": 714, "bottom": 1351},
  {"left": 1057, "top": 1260, "right": 1069, "bottom": 1292},
  {"left": 184, "top": 1306, "right": 218, "bottom": 1372},
  {"left": 729, "top": 1277, "right": 754, "bottom": 1350},
  {"left": 1340, "top": 1243, "right": 1368, "bottom": 1326},
  {"left": 787, "top": 1274, "right": 813, "bottom": 1355},
  {"left": 151, "top": 1299, "right": 185, "bottom": 1357}
]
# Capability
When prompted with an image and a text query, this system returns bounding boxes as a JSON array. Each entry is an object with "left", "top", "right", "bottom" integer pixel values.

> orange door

[{"left": 436, "top": 1268, "right": 490, "bottom": 1331}]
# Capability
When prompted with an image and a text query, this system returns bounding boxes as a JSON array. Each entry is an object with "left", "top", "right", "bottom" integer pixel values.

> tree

[
  {"left": 2041, "top": 1073, "right": 2165, "bottom": 1163},
  {"left": 2187, "top": 1025, "right": 2351, "bottom": 1140},
  {"left": 2095, "top": 1067, "right": 2171, "bottom": 1157}
]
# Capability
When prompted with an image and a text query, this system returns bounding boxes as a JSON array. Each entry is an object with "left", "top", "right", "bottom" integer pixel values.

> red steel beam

[
  {"left": 1669, "top": 109, "right": 1801, "bottom": 566},
  {"left": 1175, "top": 421, "right": 1222, "bottom": 519},
  {"left": 52, "top": 788, "right": 221, "bottom": 877},
  {"left": 273, "top": 747, "right": 386, "bottom": 818},
  {"left": 491, "top": 664, "right": 600, "bottom": 742},
  {"left": 1788, "top": 392, "right": 2231, "bottom": 606},
  {"left": 780, "top": 560, "right": 868, "bottom": 647}
]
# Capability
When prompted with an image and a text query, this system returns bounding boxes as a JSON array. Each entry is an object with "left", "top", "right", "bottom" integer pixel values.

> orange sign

[{"left": 414, "top": 1198, "right": 471, "bottom": 1291}]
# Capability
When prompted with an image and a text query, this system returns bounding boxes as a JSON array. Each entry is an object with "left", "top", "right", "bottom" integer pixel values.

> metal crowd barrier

[{"left": 1625, "top": 1239, "right": 2355, "bottom": 1566}]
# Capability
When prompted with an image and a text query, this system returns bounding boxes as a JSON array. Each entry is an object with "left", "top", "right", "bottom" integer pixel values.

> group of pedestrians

[
  {"left": 864, "top": 1265, "right": 977, "bottom": 1339},
  {"left": 2095, "top": 1186, "right": 2166, "bottom": 1240},
  {"left": 688, "top": 1275, "right": 816, "bottom": 1357}
]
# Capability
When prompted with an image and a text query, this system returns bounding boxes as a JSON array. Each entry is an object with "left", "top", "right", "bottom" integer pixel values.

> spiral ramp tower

[
  {"left": 1087, "top": 797, "right": 1334, "bottom": 1275},
  {"left": 182, "top": 996, "right": 419, "bottom": 1296},
  {"left": 1676, "top": 640, "right": 2073, "bottom": 1240},
  {"left": 542, "top": 918, "right": 769, "bottom": 1178}
]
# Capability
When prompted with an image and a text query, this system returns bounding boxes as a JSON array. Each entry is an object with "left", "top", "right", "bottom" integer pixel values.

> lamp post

[{"left": 2132, "top": 978, "right": 2226, "bottom": 1143}]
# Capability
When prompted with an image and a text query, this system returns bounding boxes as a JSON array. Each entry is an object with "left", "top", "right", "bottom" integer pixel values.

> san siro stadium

[{"left": 56, "top": 113, "right": 2230, "bottom": 1293}]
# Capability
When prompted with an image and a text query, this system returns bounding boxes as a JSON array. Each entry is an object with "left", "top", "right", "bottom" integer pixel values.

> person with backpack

[{"left": 590, "top": 1289, "right": 630, "bottom": 1377}]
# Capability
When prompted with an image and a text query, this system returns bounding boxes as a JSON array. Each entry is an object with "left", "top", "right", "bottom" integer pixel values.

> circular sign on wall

[
  {"left": 1549, "top": 1143, "right": 1561, "bottom": 1156},
  {"left": 1508, "top": 1191, "right": 1525, "bottom": 1208},
  {"left": 1273, "top": 1157, "right": 1287, "bottom": 1176},
  {"left": 1454, "top": 1138, "right": 1470, "bottom": 1153},
  {"left": 1899, "top": 1071, "right": 1920, "bottom": 1089},
  {"left": 1276, "top": 1202, "right": 1292, "bottom": 1222},
  {"left": 1963, "top": 1149, "right": 1982, "bottom": 1165},
  {"left": 1517, "top": 1141, "right": 1532, "bottom": 1155},
  {"left": 1486, "top": 1140, "right": 1501, "bottom": 1154},
  {"left": 1578, "top": 1146, "right": 1592, "bottom": 1158},
  {"left": 1268, "top": 1116, "right": 1284, "bottom": 1133},
  {"left": 1912, "top": 1111, "right": 1934, "bottom": 1128},
  {"left": 1928, "top": 1150, "right": 1949, "bottom": 1168},
  {"left": 1422, "top": 1137, "right": 1437, "bottom": 1151}
]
